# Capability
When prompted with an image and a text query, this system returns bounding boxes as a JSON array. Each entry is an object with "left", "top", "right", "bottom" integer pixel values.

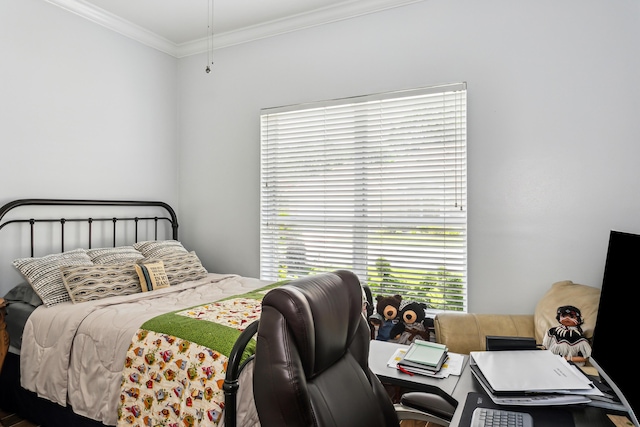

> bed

[{"left": 0, "top": 199, "right": 267, "bottom": 427}]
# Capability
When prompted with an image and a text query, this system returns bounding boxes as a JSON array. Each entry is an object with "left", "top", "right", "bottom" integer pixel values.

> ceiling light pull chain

[{"left": 206, "top": 0, "right": 214, "bottom": 74}]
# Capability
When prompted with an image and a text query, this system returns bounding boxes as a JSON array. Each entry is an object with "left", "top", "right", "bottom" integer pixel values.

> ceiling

[{"left": 45, "top": 0, "right": 423, "bottom": 58}]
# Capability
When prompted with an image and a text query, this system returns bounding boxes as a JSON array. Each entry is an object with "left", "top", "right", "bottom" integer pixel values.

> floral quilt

[{"left": 117, "top": 282, "right": 284, "bottom": 427}]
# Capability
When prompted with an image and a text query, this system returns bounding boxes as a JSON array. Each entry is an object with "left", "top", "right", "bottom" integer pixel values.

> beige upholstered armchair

[{"left": 433, "top": 280, "right": 601, "bottom": 356}]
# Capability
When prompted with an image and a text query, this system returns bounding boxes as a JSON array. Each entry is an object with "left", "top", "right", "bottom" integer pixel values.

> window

[{"left": 260, "top": 83, "right": 467, "bottom": 312}]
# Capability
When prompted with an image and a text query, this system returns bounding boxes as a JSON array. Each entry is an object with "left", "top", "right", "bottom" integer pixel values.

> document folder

[
  {"left": 470, "top": 350, "right": 595, "bottom": 393},
  {"left": 469, "top": 350, "right": 601, "bottom": 406}
]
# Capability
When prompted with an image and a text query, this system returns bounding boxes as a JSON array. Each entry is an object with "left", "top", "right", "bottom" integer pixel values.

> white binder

[{"left": 469, "top": 350, "right": 604, "bottom": 406}]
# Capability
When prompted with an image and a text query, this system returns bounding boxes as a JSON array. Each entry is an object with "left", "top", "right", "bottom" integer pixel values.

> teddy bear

[
  {"left": 368, "top": 294, "right": 402, "bottom": 341},
  {"left": 389, "top": 300, "right": 433, "bottom": 344}
]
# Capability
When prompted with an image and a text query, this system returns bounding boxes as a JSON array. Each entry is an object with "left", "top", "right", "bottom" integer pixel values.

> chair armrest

[
  {"left": 434, "top": 313, "right": 535, "bottom": 354},
  {"left": 394, "top": 391, "right": 456, "bottom": 426},
  {"left": 394, "top": 405, "right": 452, "bottom": 426}
]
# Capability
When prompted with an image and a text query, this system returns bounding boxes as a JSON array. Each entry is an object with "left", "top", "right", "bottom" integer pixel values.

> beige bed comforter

[{"left": 20, "top": 273, "right": 270, "bottom": 426}]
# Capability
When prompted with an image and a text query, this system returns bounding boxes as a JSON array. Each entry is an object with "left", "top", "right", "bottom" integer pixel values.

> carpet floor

[{"left": 0, "top": 409, "right": 38, "bottom": 427}]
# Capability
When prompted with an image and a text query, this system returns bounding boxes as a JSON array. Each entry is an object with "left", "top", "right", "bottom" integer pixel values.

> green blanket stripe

[{"left": 140, "top": 279, "right": 289, "bottom": 358}]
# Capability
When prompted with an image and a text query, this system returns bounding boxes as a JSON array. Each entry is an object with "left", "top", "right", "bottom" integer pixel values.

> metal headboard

[{"left": 0, "top": 199, "right": 179, "bottom": 257}]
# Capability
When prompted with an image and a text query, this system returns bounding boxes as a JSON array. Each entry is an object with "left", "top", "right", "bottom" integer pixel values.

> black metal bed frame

[
  {"left": 0, "top": 199, "right": 179, "bottom": 256},
  {"left": 0, "top": 198, "right": 180, "bottom": 427}
]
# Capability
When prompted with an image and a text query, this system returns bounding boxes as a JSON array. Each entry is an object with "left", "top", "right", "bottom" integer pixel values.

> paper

[{"left": 387, "top": 347, "right": 408, "bottom": 368}]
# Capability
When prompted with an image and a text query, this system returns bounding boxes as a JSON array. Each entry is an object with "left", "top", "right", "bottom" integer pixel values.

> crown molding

[
  {"left": 44, "top": 0, "right": 178, "bottom": 56},
  {"left": 45, "top": 0, "right": 425, "bottom": 59}
]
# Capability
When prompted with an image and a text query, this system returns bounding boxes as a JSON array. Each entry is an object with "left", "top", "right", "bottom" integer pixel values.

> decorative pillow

[
  {"left": 87, "top": 246, "right": 144, "bottom": 264},
  {"left": 13, "top": 249, "right": 93, "bottom": 307},
  {"left": 144, "top": 251, "right": 208, "bottom": 286},
  {"left": 135, "top": 261, "right": 171, "bottom": 292},
  {"left": 61, "top": 263, "right": 142, "bottom": 303},
  {"left": 133, "top": 240, "right": 188, "bottom": 258},
  {"left": 533, "top": 280, "right": 601, "bottom": 344},
  {"left": 3, "top": 282, "right": 43, "bottom": 307}
]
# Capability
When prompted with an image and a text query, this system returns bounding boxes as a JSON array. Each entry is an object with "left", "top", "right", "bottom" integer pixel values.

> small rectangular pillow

[
  {"left": 133, "top": 240, "right": 188, "bottom": 258},
  {"left": 13, "top": 249, "right": 93, "bottom": 307},
  {"left": 87, "top": 246, "right": 144, "bottom": 264},
  {"left": 143, "top": 251, "right": 208, "bottom": 286},
  {"left": 135, "top": 261, "right": 171, "bottom": 292},
  {"left": 61, "top": 263, "right": 142, "bottom": 303}
]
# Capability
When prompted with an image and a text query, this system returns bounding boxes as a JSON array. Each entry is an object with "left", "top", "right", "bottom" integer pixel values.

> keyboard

[{"left": 471, "top": 407, "right": 534, "bottom": 427}]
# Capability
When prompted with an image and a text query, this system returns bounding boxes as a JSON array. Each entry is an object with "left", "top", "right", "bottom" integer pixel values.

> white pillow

[
  {"left": 133, "top": 240, "right": 188, "bottom": 258},
  {"left": 87, "top": 246, "right": 144, "bottom": 264},
  {"left": 13, "top": 249, "right": 93, "bottom": 307},
  {"left": 144, "top": 251, "right": 208, "bottom": 285}
]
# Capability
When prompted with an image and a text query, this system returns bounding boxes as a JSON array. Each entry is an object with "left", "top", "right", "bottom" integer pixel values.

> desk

[
  {"left": 369, "top": 340, "right": 466, "bottom": 406},
  {"left": 448, "top": 358, "right": 634, "bottom": 427},
  {"left": 369, "top": 341, "right": 635, "bottom": 427}
]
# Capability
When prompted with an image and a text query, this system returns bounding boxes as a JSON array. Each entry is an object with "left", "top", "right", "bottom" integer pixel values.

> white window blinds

[{"left": 260, "top": 83, "right": 467, "bottom": 311}]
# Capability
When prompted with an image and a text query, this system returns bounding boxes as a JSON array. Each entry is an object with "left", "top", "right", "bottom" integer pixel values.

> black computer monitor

[{"left": 591, "top": 230, "right": 639, "bottom": 426}]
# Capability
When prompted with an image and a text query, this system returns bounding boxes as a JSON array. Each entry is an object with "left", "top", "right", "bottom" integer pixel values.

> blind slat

[{"left": 261, "top": 83, "right": 467, "bottom": 312}]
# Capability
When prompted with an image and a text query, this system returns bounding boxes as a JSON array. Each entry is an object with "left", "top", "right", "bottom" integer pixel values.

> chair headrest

[{"left": 260, "top": 270, "right": 364, "bottom": 377}]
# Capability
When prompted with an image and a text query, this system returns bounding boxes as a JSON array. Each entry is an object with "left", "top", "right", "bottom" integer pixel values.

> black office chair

[{"left": 235, "top": 270, "right": 456, "bottom": 427}]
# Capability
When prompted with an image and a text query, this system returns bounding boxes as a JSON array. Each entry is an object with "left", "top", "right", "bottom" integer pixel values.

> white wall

[
  {"left": 2, "top": 0, "right": 639, "bottom": 314},
  {"left": 0, "top": 0, "right": 179, "bottom": 202},
  {"left": 0, "top": 0, "right": 179, "bottom": 293},
  {"left": 177, "top": 0, "right": 640, "bottom": 314}
]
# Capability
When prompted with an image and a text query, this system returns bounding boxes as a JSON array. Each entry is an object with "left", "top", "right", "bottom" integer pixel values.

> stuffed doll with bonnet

[{"left": 542, "top": 305, "right": 592, "bottom": 366}]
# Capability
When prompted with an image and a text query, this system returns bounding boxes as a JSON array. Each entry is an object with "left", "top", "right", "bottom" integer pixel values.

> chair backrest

[{"left": 253, "top": 270, "right": 399, "bottom": 427}]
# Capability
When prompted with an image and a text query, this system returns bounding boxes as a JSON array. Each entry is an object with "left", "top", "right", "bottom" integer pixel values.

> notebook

[{"left": 398, "top": 340, "right": 448, "bottom": 372}]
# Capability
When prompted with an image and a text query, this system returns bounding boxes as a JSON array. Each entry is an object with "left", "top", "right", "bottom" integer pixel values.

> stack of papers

[
  {"left": 470, "top": 350, "right": 604, "bottom": 406},
  {"left": 387, "top": 345, "right": 464, "bottom": 378}
]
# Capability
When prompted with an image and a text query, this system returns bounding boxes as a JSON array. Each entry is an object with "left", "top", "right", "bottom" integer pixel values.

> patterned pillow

[
  {"left": 87, "top": 246, "right": 144, "bottom": 264},
  {"left": 133, "top": 240, "right": 188, "bottom": 258},
  {"left": 60, "top": 263, "right": 142, "bottom": 303},
  {"left": 135, "top": 260, "right": 171, "bottom": 292},
  {"left": 143, "top": 251, "right": 208, "bottom": 286},
  {"left": 13, "top": 249, "right": 93, "bottom": 307}
]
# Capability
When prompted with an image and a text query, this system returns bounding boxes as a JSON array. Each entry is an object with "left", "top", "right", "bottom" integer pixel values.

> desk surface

[
  {"left": 369, "top": 341, "right": 635, "bottom": 427},
  {"left": 448, "top": 359, "right": 634, "bottom": 427},
  {"left": 369, "top": 340, "right": 466, "bottom": 406}
]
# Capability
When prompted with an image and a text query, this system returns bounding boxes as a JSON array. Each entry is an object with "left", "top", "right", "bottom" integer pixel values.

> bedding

[
  {"left": 3, "top": 282, "right": 41, "bottom": 352},
  {"left": 21, "top": 272, "right": 274, "bottom": 426},
  {"left": 0, "top": 199, "right": 269, "bottom": 427},
  {"left": 4, "top": 302, "right": 34, "bottom": 352},
  {"left": 116, "top": 280, "right": 282, "bottom": 426}
]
